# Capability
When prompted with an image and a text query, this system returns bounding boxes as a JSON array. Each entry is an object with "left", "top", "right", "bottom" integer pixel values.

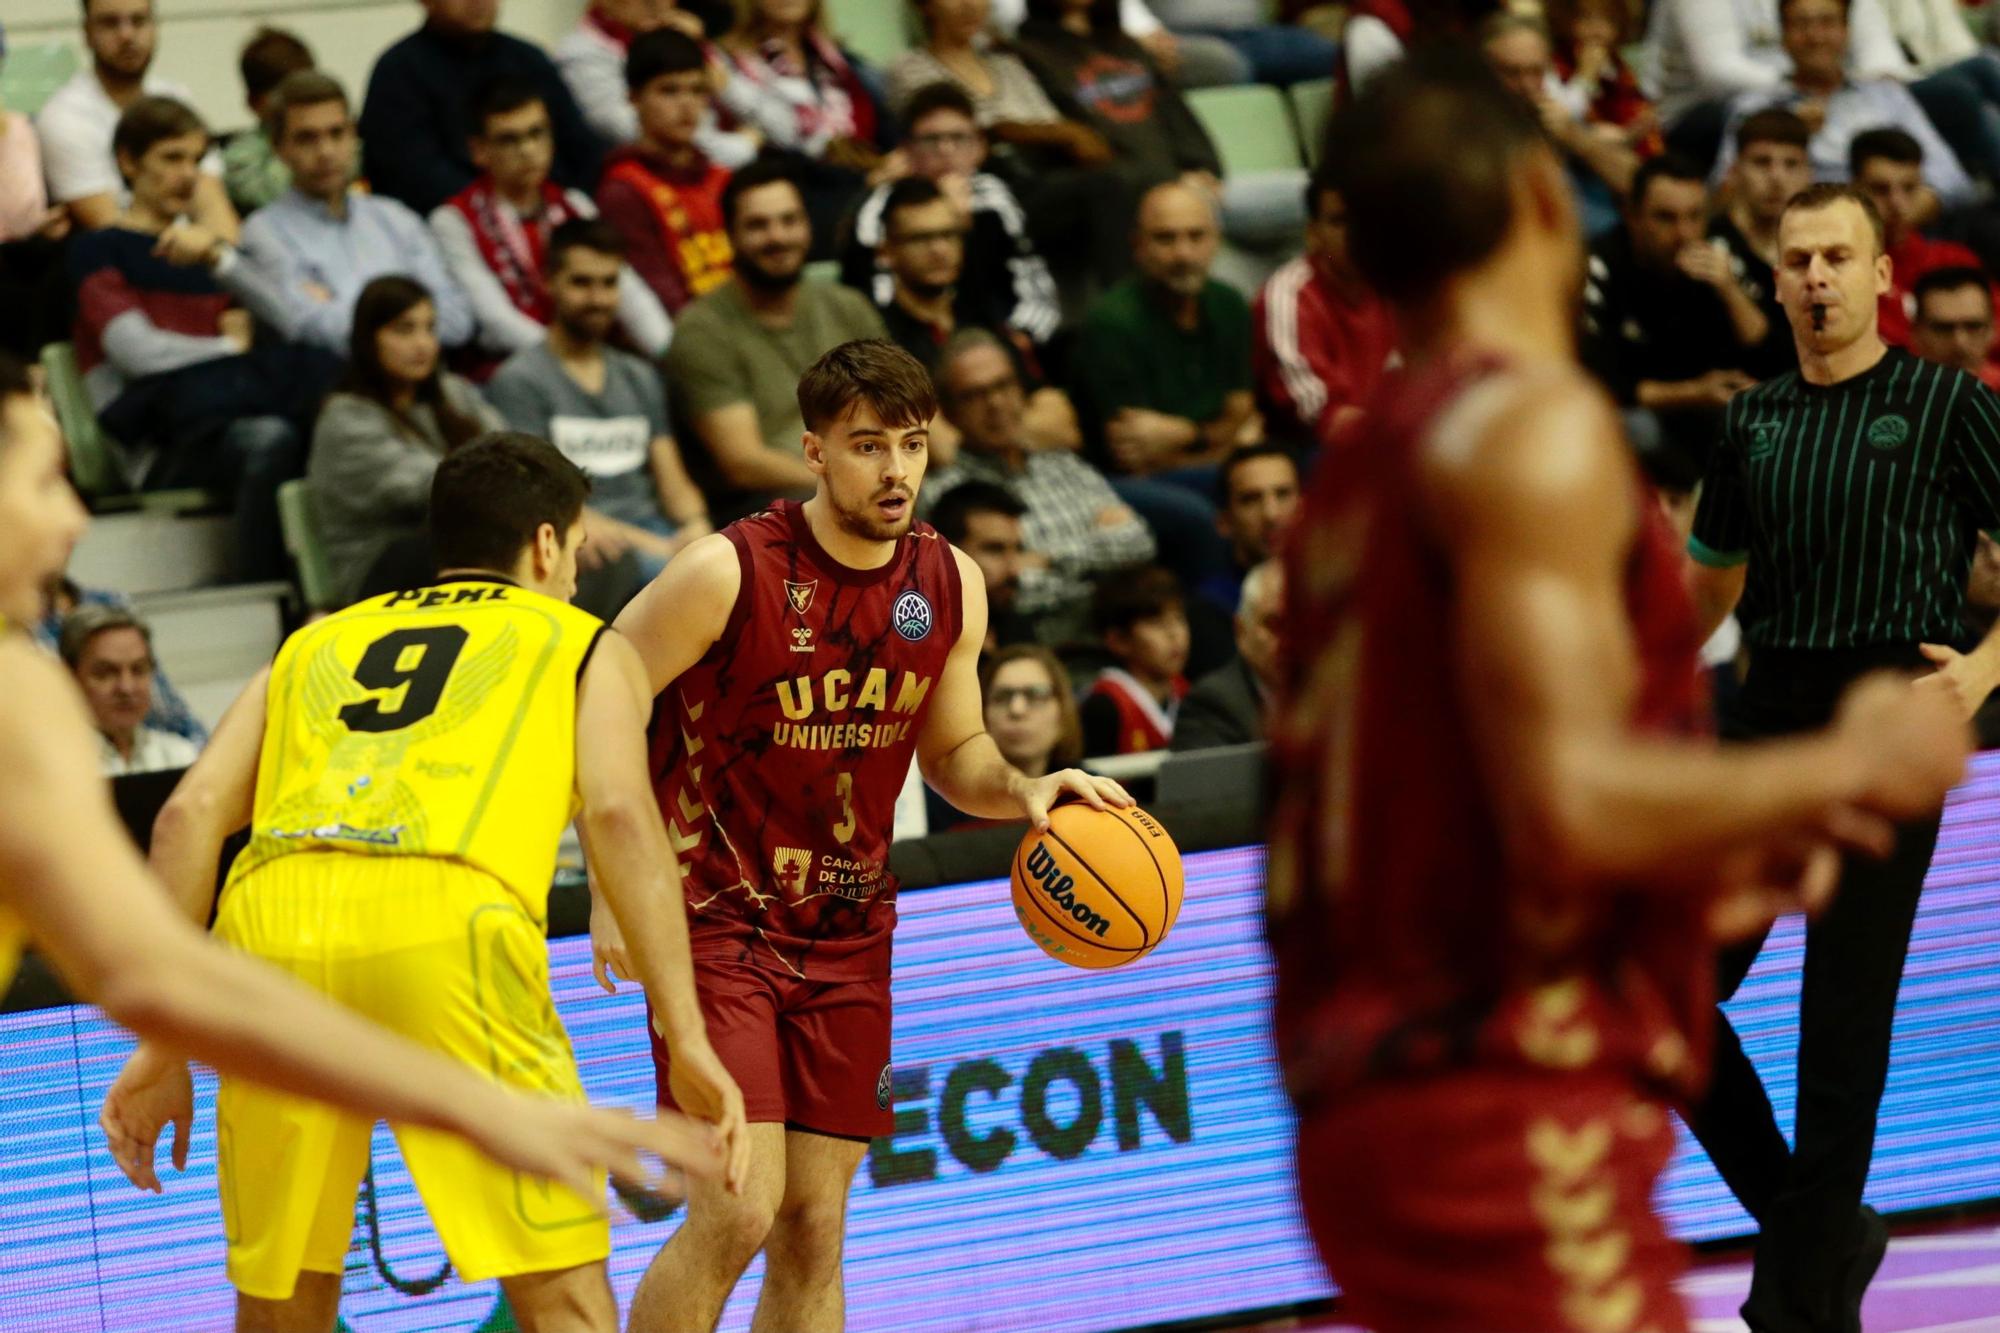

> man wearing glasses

[
  {"left": 1911, "top": 265, "right": 2000, "bottom": 391},
  {"left": 432, "top": 79, "right": 671, "bottom": 361},
  {"left": 840, "top": 81, "right": 1061, "bottom": 355},
  {"left": 239, "top": 70, "right": 476, "bottom": 354}
]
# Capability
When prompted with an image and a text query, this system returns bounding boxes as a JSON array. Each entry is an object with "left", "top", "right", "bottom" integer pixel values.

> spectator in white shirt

[
  {"left": 35, "top": 0, "right": 238, "bottom": 239},
  {"left": 59, "top": 605, "right": 200, "bottom": 777},
  {"left": 1710, "top": 0, "right": 1976, "bottom": 206},
  {"left": 1869, "top": 0, "right": 2000, "bottom": 183},
  {"left": 986, "top": 0, "right": 1251, "bottom": 87}
]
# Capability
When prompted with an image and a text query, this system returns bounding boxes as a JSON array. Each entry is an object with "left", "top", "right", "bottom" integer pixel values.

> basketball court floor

[{"left": 1234, "top": 1217, "right": 2000, "bottom": 1333}]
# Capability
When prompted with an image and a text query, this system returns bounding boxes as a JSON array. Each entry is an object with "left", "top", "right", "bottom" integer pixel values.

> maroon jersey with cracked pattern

[
  {"left": 649, "top": 501, "right": 961, "bottom": 981},
  {"left": 1267, "top": 351, "right": 1715, "bottom": 1108}
]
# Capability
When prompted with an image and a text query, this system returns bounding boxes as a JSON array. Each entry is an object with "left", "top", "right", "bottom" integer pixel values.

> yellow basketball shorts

[{"left": 212, "top": 851, "right": 608, "bottom": 1301}]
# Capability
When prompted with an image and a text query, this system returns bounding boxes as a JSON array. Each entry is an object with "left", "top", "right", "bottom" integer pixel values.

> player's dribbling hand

[
  {"left": 479, "top": 1096, "right": 723, "bottom": 1212},
  {"left": 99, "top": 1042, "right": 194, "bottom": 1193},
  {"left": 1835, "top": 671, "right": 1972, "bottom": 818},
  {"left": 666, "top": 1038, "right": 751, "bottom": 1196},
  {"left": 1016, "top": 769, "right": 1137, "bottom": 831}
]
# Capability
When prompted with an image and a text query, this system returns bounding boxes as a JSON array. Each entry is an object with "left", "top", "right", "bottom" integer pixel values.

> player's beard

[{"left": 830, "top": 483, "right": 915, "bottom": 544}]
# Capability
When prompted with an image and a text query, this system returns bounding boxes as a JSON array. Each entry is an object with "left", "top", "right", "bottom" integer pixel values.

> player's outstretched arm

[
  {"left": 613, "top": 531, "right": 741, "bottom": 696},
  {"left": 575, "top": 630, "right": 749, "bottom": 1194},
  {"left": 0, "top": 645, "right": 722, "bottom": 1200},
  {"left": 916, "top": 547, "right": 1134, "bottom": 827},
  {"left": 1436, "top": 373, "right": 1968, "bottom": 890},
  {"left": 148, "top": 667, "right": 268, "bottom": 925}
]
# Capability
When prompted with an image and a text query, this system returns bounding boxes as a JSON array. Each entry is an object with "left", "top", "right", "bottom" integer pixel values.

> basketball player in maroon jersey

[
  {"left": 604, "top": 338, "right": 1131, "bottom": 1332},
  {"left": 1266, "top": 50, "right": 1972, "bottom": 1332}
]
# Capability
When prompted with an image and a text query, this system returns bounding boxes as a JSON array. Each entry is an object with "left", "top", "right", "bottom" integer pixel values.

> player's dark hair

[
  {"left": 0, "top": 353, "right": 34, "bottom": 452},
  {"left": 430, "top": 433, "right": 592, "bottom": 574},
  {"left": 930, "top": 481, "right": 1025, "bottom": 544},
  {"left": 721, "top": 155, "right": 806, "bottom": 233},
  {"left": 1783, "top": 181, "right": 1886, "bottom": 254},
  {"left": 113, "top": 96, "right": 208, "bottom": 177},
  {"left": 797, "top": 339, "right": 939, "bottom": 435},
  {"left": 1850, "top": 126, "right": 1924, "bottom": 175},
  {"left": 1322, "top": 43, "right": 1549, "bottom": 305},
  {"left": 1914, "top": 264, "right": 1993, "bottom": 313},
  {"left": 903, "top": 80, "right": 978, "bottom": 130},
  {"left": 626, "top": 27, "right": 707, "bottom": 93},
  {"left": 470, "top": 76, "right": 546, "bottom": 135},
  {"left": 1736, "top": 106, "right": 1811, "bottom": 153},
  {"left": 547, "top": 217, "right": 627, "bottom": 275},
  {"left": 882, "top": 176, "right": 948, "bottom": 237},
  {"left": 1630, "top": 152, "right": 1705, "bottom": 209},
  {"left": 265, "top": 69, "right": 347, "bottom": 141},
  {"left": 1217, "top": 444, "right": 1301, "bottom": 504},
  {"left": 1093, "top": 565, "right": 1183, "bottom": 636},
  {"left": 240, "top": 27, "right": 314, "bottom": 104}
]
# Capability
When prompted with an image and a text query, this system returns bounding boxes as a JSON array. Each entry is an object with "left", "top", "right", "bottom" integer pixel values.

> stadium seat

[
  {"left": 826, "top": 0, "right": 913, "bottom": 67},
  {"left": 40, "top": 342, "right": 128, "bottom": 500},
  {"left": 1289, "top": 78, "right": 1334, "bottom": 167},
  {"left": 0, "top": 42, "right": 78, "bottom": 119},
  {"left": 1187, "top": 85, "right": 1303, "bottom": 178},
  {"left": 277, "top": 479, "right": 337, "bottom": 611}
]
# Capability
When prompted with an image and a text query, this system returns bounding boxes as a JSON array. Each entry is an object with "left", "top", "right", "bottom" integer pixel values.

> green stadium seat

[
  {"left": 40, "top": 342, "right": 128, "bottom": 500},
  {"left": 825, "top": 0, "right": 914, "bottom": 67},
  {"left": 0, "top": 42, "right": 78, "bottom": 119},
  {"left": 277, "top": 479, "right": 337, "bottom": 610},
  {"left": 1289, "top": 78, "right": 1335, "bottom": 167},
  {"left": 1187, "top": 85, "right": 1303, "bottom": 178}
]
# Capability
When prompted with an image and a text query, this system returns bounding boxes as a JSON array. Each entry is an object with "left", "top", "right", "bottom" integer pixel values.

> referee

[{"left": 1688, "top": 181, "right": 2000, "bottom": 1331}]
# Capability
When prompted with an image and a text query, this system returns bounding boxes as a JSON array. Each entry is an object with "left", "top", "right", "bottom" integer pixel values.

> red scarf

[{"left": 445, "top": 177, "right": 585, "bottom": 325}]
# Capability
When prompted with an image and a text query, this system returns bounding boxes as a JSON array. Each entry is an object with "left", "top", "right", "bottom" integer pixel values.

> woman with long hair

[{"left": 306, "top": 276, "right": 500, "bottom": 606}]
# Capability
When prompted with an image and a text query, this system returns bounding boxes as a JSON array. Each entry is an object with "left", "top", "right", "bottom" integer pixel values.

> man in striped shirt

[
  {"left": 1687, "top": 180, "right": 2000, "bottom": 1330},
  {"left": 1252, "top": 167, "right": 1396, "bottom": 448}
]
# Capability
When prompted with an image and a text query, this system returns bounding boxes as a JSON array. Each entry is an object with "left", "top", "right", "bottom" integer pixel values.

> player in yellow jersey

[
  {"left": 0, "top": 360, "right": 726, "bottom": 1314},
  {"left": 97, "top": 432, "right": 749, "bottom": 1332}
]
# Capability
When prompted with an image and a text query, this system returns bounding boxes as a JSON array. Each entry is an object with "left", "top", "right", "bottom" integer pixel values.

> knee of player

[
  {"left": 764, "top": 1196, "right": 848, "bottom": 1270},
  {"left": 695, "top": 1191, "right": 781, "bottom": 1264}
]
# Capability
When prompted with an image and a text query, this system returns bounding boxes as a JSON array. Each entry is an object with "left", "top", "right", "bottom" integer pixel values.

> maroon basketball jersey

[
  {"left": 651, "top": 501, "right": 961, "bottom": 981},
  {"left": 1267, "top": 352, "right": 1714, "bottom": 1106}
]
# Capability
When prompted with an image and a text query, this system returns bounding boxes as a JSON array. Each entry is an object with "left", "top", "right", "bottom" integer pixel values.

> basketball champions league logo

[{"left": 893, "top": 591, "right": 933, "bottom": 642}]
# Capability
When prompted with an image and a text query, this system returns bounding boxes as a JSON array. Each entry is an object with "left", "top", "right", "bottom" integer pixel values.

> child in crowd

[{"left": 1080, "top": 565, "right": 1192, "bottom": 756}]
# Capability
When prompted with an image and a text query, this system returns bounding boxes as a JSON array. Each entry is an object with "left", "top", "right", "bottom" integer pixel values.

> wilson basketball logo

[
  {"left": 893, "top": 591, "right": 933, "bottom": 642},
  {"left": 1023, "top": 842, "right": 1110, "bottom": 937}
]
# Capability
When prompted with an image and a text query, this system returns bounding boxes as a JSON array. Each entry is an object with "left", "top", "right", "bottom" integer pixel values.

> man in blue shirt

[{"left": 240, "top": 70, "right": 475, "bottom": 353}]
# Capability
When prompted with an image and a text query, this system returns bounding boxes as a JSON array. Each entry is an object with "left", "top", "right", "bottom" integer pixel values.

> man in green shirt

[
  {"left": 1687, "top": 181, "right": 2000, "bottom": 1331},
  {"left": 1073, "top": 181, "right": 1256, "bottom": 584},
  {"left": 664, "top": 158, "right": 887, "bottom": 520}
]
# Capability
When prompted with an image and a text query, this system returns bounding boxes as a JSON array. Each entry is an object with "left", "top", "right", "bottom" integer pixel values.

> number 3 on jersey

[
  {"left": 338, "top": 626, "right": 469, "bottom": 733},
  {"left": 833, "top": 773, "right": 856, "bottom": 844}
]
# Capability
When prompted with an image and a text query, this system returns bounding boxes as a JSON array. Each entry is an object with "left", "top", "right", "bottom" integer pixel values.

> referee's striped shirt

[{"left": 1690, "top": 349, "right": 2000, "bottom": 651}]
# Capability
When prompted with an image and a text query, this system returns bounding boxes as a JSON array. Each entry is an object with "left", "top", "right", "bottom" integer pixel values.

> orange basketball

[{"left": 1011, "top": 803, "right": 1184, "bottom": 969}]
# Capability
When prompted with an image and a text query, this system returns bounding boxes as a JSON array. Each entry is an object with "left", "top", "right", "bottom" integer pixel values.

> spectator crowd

[{"left": 12, "top": 0, "right": 2000, "bottom": 804}]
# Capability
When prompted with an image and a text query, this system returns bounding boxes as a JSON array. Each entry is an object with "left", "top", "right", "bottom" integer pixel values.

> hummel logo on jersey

[
  {"left": 786, "top": 580, "right": 818, "bottom": 615},
  {"left": 791, "top": 626, "right": 815, "bottom": 654}
]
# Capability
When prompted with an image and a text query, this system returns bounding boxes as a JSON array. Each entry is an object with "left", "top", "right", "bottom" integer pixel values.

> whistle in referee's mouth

[{"left": 1811, "top": 302, "right": 1829, "bottom": 331}]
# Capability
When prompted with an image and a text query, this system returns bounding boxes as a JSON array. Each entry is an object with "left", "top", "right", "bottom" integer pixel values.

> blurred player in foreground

[
  {"left": 1264, "top": 50, "right": 1971, "bottom": 1333},
  {"left": 97, "top": 432, "right": 748, "bottom": 1333},
  {"left": 605, "top": 339, "right": 1129, "bottom": 1332}
]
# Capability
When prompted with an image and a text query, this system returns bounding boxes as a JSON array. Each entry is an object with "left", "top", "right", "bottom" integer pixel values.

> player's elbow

[
  {"left": 580, "top": 790, "right": 661, "bottom": 851},
  {"left": 1508, "top": 769, "right": 1619, "bottom": 889},
  {"left": 93, "top": 933, "right": 207, "bottom": 1040}
]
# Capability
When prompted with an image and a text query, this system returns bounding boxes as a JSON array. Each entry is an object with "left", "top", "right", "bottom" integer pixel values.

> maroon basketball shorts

[
  {"left": 649, "top": 946, "right": 894, "bottom": 1139},
  {"left": 1294, "top": 1068, "right": 1689, "bottom": 1333}
]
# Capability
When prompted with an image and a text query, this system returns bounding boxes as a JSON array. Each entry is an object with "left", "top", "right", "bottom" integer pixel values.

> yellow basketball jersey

[{"left": 227, "top": 577, "right": 605, "bottom": 923}]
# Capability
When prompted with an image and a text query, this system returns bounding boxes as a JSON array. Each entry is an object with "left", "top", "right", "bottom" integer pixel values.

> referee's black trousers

[{"left": 1688, "top": 644, "right": 1943, "bottom": 1333}]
